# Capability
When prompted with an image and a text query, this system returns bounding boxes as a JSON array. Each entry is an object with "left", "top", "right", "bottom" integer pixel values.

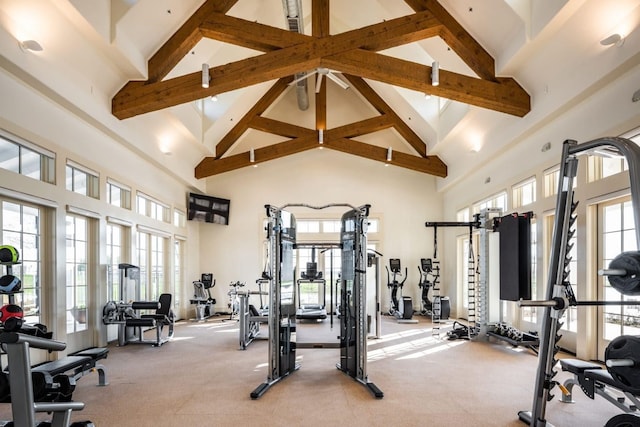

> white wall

[{"left": 201, "top": 148, "right": 442, "bottom": 312}]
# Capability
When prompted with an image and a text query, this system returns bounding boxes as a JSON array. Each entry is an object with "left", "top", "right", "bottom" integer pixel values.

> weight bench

[
  {"left": 560, "top": 358, "right": 640, "bottom": 414},
  {"left": 31, "top": 347, "right": 109, "bottom": 387}
]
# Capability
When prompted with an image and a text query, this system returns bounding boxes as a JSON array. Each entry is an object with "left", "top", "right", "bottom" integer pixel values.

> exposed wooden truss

[{"left": 112, "top": 0, "right": 531, "bottom": 178}]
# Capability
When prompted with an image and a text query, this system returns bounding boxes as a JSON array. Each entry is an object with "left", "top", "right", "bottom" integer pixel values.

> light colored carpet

[{"left": 0, "top": 316, "right": 624, "bottom": 426}]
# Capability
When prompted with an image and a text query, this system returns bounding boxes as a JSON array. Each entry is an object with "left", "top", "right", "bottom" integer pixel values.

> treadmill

[{"left": 296, "top": 262, "right": 327, "bottom": 321}]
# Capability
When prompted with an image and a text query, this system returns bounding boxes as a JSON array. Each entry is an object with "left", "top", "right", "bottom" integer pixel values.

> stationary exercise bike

[
  {"left": 417, "top": 258, "right": 434, "bottom": 316},
  {"left": 386, "top": 259, "right": 413, "bottom": 320}
]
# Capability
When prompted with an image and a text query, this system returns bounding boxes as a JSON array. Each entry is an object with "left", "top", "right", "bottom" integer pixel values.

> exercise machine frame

[
  {"left": 517, "top": 137, "right": 640, "bottom": 426},
  {"left": 251, "top": 203, "right": 382, "bottom": 399}
]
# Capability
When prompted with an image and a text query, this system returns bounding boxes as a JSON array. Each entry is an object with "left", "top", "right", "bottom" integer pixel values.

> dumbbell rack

[
  {"left": 0, "top": 260, "right": 23, "bottom": 373},
  {"left": 0, "top": 261, "right": 22, "bottom": 305}
]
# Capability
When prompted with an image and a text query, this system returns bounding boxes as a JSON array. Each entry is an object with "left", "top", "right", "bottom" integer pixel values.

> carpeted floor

[{"left": 0, "top": 316, "right": 625, "bottom": 426}]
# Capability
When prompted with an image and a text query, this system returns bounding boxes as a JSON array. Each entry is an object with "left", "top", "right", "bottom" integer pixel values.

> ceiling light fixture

[
  {"left": 431, "top": 61, "right": 439, "bottom": 86},
  {"left": 600, "top": 33, "right": 625, "bottom": 47},
  {"left": 250, "top": 148, "right": 255, "bottom": 163},
  {"left": 19, "top": 39, "right": 43, "bottom": 53},
  {"left": 386, "top": 147, "right": 393, "bottom": 162},
  {"left": 318, "top": 129, "right": 324, "bottom": 144},
  {"left": 424, "top": 93, "right": 431, "bottom": 100},
  {"left": 211, "top": 95, "right": 218, "bottom": 102},
  {"left": 201, "top": 63, "right": 210, "bottom": 88}
]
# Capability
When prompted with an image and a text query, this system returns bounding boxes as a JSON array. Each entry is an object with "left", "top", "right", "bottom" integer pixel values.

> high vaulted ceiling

[
  {"left": 112, "top": 0, "right": 532, "bottom": 178},
  {"left": 1, "top": 0, "right": 639, "bottom": 189}
]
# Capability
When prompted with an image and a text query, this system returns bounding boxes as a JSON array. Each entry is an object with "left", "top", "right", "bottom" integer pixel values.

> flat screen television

[{"left": 188, "top": 192, "right": 230, "bottom": 225}]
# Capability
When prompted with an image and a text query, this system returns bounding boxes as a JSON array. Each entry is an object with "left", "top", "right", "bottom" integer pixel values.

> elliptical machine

[
  {"left": 417, "top": 258, "right": 434, "bottom": 316},
  {"left": 386, "top": 259, "right": 414, "bottom": 321}
]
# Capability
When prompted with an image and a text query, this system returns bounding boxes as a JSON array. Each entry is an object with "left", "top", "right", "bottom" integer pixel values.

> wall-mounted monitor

[{"left": 188, "top": 192, "right": 230, "bottom": 225}]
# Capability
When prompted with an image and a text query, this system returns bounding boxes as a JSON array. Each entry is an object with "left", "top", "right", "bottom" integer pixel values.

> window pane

[
  {"left": 0, "top": 139, "right": 19, "bottom": 173},
  {"left": 21, "top": 147, "right": 40, "bottom": 179}
]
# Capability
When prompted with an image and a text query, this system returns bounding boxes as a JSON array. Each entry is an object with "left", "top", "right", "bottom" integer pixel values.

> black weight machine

[
  {"left": 516, "top": 138, "right": 640, "bottom": 427},
  {"left": 190, "top": 273, "right": 216, "bottom": 321},
  {"left": 386, "top": 259, "right": 416, "bottom": 322},
  {"left": 0, "top": 332, "right": 94, "bottom": 427},
  {"left": 296, "top": 248, "right": 327, "bottom": 321},
  {"left": 417, "top": 258, "right": 434, "bottom": 316},
  {"left": 251, "top": 203, "right": 383, "bottom": 399}
]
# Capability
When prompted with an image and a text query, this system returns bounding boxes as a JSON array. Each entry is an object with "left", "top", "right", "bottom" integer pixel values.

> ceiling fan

[{"left": 289, "top": 68, "right": 350, "bottom": 93}]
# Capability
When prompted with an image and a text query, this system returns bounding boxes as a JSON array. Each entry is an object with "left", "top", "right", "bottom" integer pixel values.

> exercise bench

[
  {"left": 32, "top": 347, "right": 109, "bottom": 387},
  {"left": 560, "top": 358, "right": 640, "bottom": 414}
]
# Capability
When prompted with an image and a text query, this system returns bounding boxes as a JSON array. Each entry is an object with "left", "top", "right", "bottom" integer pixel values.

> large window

[
  {"left": 137, "top": 230, "right": 167, "bottom": 301},
  {"left": 106, "top": 223, "right": 123, "bottom": 301},
  {"left": 600, "top": 198, "right": 639, "bottom": 341},
  {"left": 66, "top": 215, "right": 88, "bottom": 333},
  {"left": 66, "top": 161, "right": 99, "bottom": 199},
  {"left": 0, "top": 130, "right": 55, "bottom": 183},
  {"left": 1, "top": 201, "right": 42, "bottom": 322},
  {"left": 522, "top": 221, "right": 538, "bottom": 323}
]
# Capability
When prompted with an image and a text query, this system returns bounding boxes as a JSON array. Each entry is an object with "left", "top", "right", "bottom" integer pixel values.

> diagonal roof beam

[
  {"left": 113, "top": 11, "right": 441, "bottom": 119},
  {"left": 404, "top": 0, "right": 496, "bottom": 81},
  {"left": 195, "top": 135, "right": 318, "bottom": 178},
  {"left": 344, "top": 75, "right": 429, "bottom": 155},
  {"left": 326, "top": 51, "right": 529, "bottom": 117},
  {"left": 215, "top": 77, "right": 292, "bottom": 157},
  {"left": 147, "top": 0, "right": 239, "bottom": 83},
  {"left": 325, "top": 138, "right": 447, "bottom": 177}
]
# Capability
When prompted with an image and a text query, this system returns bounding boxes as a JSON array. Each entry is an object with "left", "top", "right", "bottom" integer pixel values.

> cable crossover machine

[
  {"left": 251, "top": 203, "right": 383, "bottom": 400},
  {"left": 516, "top": 138, "right": 640, "bottom": 427}
]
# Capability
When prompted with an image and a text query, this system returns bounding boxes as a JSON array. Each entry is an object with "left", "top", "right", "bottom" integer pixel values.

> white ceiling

[{"left": 1, "top": 0, "right": 639, "bottom": 190}]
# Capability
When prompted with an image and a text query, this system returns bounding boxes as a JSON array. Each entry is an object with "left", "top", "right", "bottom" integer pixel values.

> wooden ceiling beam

[
  {"left": 344, "top": 75, "right": 427, "bottom": 155},
  {"left": 249, "top": 116, "right": 316, "bottom": 138},
  {"left": 195, "top": 135, "right": 318, "bottom": 178},
  {"left": 200, "top": 13, "right": 310, "bottom": 52},
  {"left": 325, "top": 50, "right": 530, "bottom": 117},
  {"left": 326, "top": 115, "right": 395, "bottom": 140},
  {"left": 404, "top": 0, "right": 496, "bottom": 81},
  {"left": 216, "top": 77, "right": 292, "bottom": 157},
  {"left": 325, "top": 138, "right": 447, "bottom": 177},
  {"left": 313, "top": 0, "right": 329, "bottom": 131},
  {"left": 113, "top": 10, "right": 444, "bottom": 118},
  {"left": 146, "top": 0, "right": 239, "bottom": 83}
]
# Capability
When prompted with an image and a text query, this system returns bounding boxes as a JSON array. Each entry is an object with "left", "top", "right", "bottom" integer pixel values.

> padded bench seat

[
  {"left": 560, "top": 358, "right": 640, "bottom": 414},
  {"left": 32, "top": 356, "right": 91, "bottom": 376}
]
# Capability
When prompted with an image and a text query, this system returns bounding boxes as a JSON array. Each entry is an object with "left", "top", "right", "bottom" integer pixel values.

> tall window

[
  {"left": 601, "top": 198, "right": 638, "bottom": 340},
  {"left": 150, "top": 234, "right": 165, "bottom": 300},
  {"left": 0, "top": 131, "right": 55, "bottom": 183},
  {"left": 1, "top": 201, "right": 42, "bottom": 323},
  {"left": 66, "top": 215, "right": 88, "bottom": 333},
  {"left": 523, "top": 221, "right": 538, "bottom": 323},
  {"left": 106, "top": 224, "right": 123, "bottom": 301},
  {"left": 137, "top": 231, "right": 167, "bottom": 301},
  {"left": 137, "top": 232, "right": 148, "bottom": 301},
  {"left": 173, "top": 239, "right": 183, "bottom": 309},
  {"left": 66, "top": 161, "right": 99, "bottom": 199}
]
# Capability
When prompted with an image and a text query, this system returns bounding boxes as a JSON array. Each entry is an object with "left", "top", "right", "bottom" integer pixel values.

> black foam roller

[
  {"left": 608, "top": 251, "right": 640, "bottom": 295},
  {"left": 605, "top": 335, "right": 640, "bottom": 394}
]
